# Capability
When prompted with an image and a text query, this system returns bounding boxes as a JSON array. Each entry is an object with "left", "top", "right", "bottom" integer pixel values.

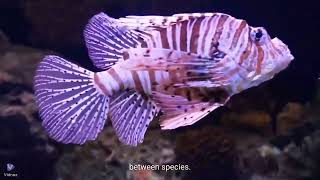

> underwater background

[{"left": 0, "top": 0, "right": 319, "bottom": 179}]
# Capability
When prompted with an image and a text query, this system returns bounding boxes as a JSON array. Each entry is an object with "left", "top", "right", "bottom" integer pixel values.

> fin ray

[
  {"left": 84, "top": 13, "right": 146, "bottom": 70},
  {"left": 119, "top": 12, "right": 216, "bottom": 31},
  {"left": 151, "top": 91, "right": 225, "bottom": 129},
  {"left": 34, "top": 55, "right": 109, "bottom": 144},
  {"left": 109, "top": 90, "right": 159, "bottom": 146}
]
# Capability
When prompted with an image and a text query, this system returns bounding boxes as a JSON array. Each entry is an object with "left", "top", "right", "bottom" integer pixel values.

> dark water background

[{"left": 0, "top": 0, "right": 319, "bottom": 180}]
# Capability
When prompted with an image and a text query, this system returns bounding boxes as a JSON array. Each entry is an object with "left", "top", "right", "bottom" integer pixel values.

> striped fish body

[
  {"left": 94, "top": 50, "right": 233, "bottom": 103},
  {"left": 93, "top": 12, "right": 292, "bottom": 97},
  {"left": 92, "top": 13, "right": 249, "bottom": 102},
  {"left": 94, "top": 63, "right": 171, "bottom": 96},
  {"left": 34, "top": 12, "right": 294, "bottom": 146}
]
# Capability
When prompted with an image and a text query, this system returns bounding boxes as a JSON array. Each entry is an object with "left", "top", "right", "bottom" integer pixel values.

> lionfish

[{"left": 34, "top": 12, "right": 294, "bottom": 146}]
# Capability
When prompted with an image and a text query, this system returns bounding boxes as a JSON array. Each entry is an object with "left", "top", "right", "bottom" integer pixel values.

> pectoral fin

[{"left": 151, "top": 91, "right": 224, "bottom": 129}]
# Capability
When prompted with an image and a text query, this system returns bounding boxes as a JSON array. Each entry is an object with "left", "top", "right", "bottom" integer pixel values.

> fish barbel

[{"left": 34, "top": 12, "right": 294, "bottom": 146}]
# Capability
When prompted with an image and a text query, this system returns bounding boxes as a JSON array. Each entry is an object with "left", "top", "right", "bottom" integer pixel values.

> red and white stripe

[{"left": 94, "top": 66, "right": 171, "bottom": 96}]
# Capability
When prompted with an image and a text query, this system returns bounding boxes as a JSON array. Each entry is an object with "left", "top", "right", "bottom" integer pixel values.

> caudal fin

[{"left": 34, "top": 55, "right": 109, "bottom": 144}]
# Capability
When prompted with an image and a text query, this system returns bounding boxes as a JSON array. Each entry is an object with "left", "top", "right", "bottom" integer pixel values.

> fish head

[{"left": 243, "top": 26, "right": 294, "bottom": 84}]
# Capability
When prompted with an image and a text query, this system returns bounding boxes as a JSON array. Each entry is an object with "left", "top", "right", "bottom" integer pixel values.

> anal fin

[
  {"left": 151, "top": 91, "right": 224, "bottom": 130},
  {"left": 109, "top": 90, "right": 159, "bottom": 146}
]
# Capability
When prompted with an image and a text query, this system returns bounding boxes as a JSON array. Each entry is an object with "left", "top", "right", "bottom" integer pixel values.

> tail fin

[{"left": 34, "top": 55, "right": 109, "bottom": 144}]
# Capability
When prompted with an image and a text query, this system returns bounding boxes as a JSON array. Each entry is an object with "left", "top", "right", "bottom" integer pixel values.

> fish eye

[
  {"left": 250, "top": 28, "right": 266, "bottom": 44},
  {"left": 255, "top": 30, "right": 263, "bottom": 39}
]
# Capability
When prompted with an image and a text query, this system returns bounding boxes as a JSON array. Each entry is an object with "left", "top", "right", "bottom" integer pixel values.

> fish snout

[{"left": 271, "top": 37, "right": 294, "bottom": 61}]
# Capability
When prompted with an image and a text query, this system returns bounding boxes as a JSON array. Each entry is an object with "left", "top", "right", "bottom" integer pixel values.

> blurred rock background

[{"left": 0, "top": 0, "right": 319, "bottom": 180}]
